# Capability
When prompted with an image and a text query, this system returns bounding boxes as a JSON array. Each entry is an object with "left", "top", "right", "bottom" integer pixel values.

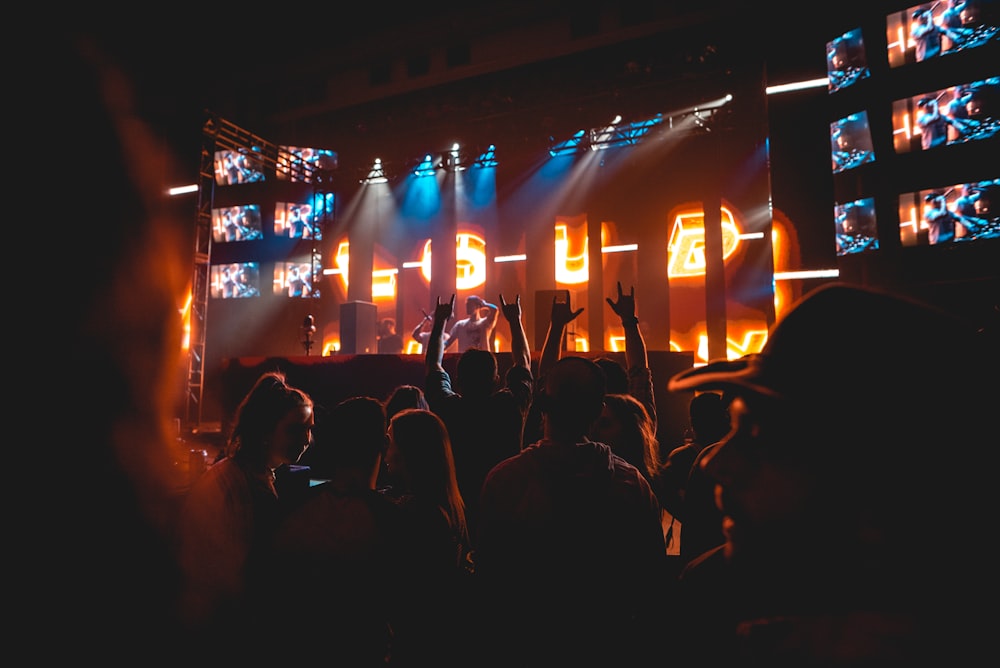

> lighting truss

[
  {"left": 590, "top": 115, "right": 663, "bottom": 150},
  {"left": 549, "top": 130, "right": 587, "bottom": 157},
  {"left": 548, "top": 101, "right": 731, "bottom": 156}
]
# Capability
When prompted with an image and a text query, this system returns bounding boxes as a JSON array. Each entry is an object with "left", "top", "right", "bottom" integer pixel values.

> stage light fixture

[
  {"left": 361, "top": 157, "right": 387, "bottom": 184},
  {"left": 413, "top": 153, "right": 437, "bottom": 177},
  {"left": 472, "top": 144, "right": 498, "bottom": 168}
]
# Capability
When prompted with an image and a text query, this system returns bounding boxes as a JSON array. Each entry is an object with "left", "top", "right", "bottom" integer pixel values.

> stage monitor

[
  {"left": 274, "top": 194, "right": 331, "bottom": 240},
  {"left": 834, "top": 196, "right": 879, "bottom": 255},
  {"left": 212, "top": 205, "right": 263, "bottom": 243},
  {"left": 827, "top": 27, "right": 870, "bottom": 93},
  {"left": 274, "top": 258, "right": 320, "bottom": 298},
  {"left": 277, "top": 146, "right": 338, "bottom": 182},
  {"left": 886, "top": 0, "right": 1000, "bottom": 68},
  {"left": 213, "top": 148, "right": 266, "bottom": 186},
  {"left": 274, "top": 202, "right": 317, "bottom": 239},
  {"left": 897, "top": 177, "right": 1000, "bottom": 245},
  {"left": 891, "top": 77, "right": 999, "bottom": 153},
  {"left": 830, "top": 111, "right": 876, "bottom": 173},
  {"left": 211, "top": 262, "right": 261, "bottom": 299}
]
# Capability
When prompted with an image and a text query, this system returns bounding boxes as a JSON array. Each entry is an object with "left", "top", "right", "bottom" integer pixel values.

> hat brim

[{"left": 667, "top": 356, "right": 782, "bottom": 399}]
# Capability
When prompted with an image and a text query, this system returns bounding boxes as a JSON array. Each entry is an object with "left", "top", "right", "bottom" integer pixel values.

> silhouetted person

[
  {"left": 385, "top": 408, "right": 474, "bottom": 666},
  {"left": 175, "top": 371, "right": 314, "bottom": 645},
  {"left": 257, "top": 396, "right": 402, "bottom": 666},
  {"left": 377, "top": 317, "right": 404, "bottom": 354},
  {"left": 658, "top": 394, "right": 729, "bottom": 509},
  {"left": 664, "top": 283, "right": 997, "bottom": 665},
  {"left": 424, "top": 294, "right": 532, "bottom": 542},
  {"left": 476, "top": 355, "right": 667, "bottom": 667},
  {"left": 523, "top": 283, "right": 657, "bottom": 450}
]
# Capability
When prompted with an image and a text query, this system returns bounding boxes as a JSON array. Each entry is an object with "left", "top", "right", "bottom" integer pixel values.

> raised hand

[
  {"left": 434, "top": 294, "right": 455, "bottom": 324},
  {"left": 499, "top": 293, "right": 522, "bottom": 323},
  {"left": 551, "top": 295, "right": 584, "bottom": 328},
  {"left": 606, "top": 282, "right": 636, "bottom": 322}
]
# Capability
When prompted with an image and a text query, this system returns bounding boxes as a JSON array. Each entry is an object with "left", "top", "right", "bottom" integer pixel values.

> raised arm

[
  {"left": 539, "top": 294, "right": 584, "bottom": 379},
  {"left": 426, "top": 294, "right": 455, "bottom": 374},
  {"left": 411, "top": 309, "right": 431, "bottom": 343},
  {"left": 606, "top": 282, "right": 657, "bottom": 430},
  {"left": 478, "top": 297, "right": 499, "bottom": 329},
  {"left": 500, "top": 293, "right": 530, "bottom": 371},
  {"left": 606, "top": 282, "right": 647, "bottom": 373}
]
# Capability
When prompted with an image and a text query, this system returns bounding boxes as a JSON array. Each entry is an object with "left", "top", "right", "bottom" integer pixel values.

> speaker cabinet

[{"left": 339, "top": 301, "right": 378, "bottom": 354}]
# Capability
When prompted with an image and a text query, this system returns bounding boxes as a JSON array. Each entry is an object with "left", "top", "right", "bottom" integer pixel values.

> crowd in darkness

[{"left": 53, "top": 30, "right": 997, "bottom": 667}]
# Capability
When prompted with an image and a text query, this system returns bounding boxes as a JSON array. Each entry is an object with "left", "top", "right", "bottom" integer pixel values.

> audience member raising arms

[
  {"left": 385, "top": 408, "right": 475, "bottom": 666},
  {"left": 664, "top": 284, "right": 997, "bottom": 666},
  {"left": 424, "top": 293, "right": 533, "bottom": 542},
  {"left": 174, "top": 371, "right": 314, "bottom": 642},
  {"left": 475, "top": 355, "right": 667, "bottom": 667},
  {"left": 603, "top": 281, "right": 658, "bottom": 430},
  {"left": 257, "top": 395, "right": 402, "bottom": 666}
]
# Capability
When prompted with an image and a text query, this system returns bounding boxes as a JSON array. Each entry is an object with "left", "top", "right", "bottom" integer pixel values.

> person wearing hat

[{"left": 662, "top": 282, "right": 996, "bottom": 666}]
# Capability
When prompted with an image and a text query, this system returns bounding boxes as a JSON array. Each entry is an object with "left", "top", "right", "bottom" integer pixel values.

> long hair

[
  {"left": 385, "top": 384, "right": 429, "bottom": 421},
  {"left": 227, "top": 371, "right": 313, "bottom": 466},
  {"left": 601, "top": 393, "right": 660, "bottom": 481},
  {"left": 388, "top": 408, "right": 468, "bottom": 542}
]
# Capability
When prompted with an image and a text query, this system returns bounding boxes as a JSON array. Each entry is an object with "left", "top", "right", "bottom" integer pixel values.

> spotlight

[
  {"left": 361, "top": 157, "right": 387, "bottom": 184},
  {"left": 472, "top": 144, "right": 497, "bottom": 168},
  {"left": 444, "top": 143, "right": 464, "bottom": 171},
  {"left": 413, "top": 154, "right": 437, "bottom": 177}
]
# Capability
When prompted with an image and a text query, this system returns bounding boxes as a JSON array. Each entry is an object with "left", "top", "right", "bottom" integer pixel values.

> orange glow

[
  {"left": 770, "top": 214, "right": 795, "bottom": 322},
  {"left": 405, "top": 340, "right": 422, "bottom": 355},
  {"left": 901, "top": 206, "right": 919, "bottom": 234},
  {"left": 694, "top": 328, "right": 769, "bottom": 363},
  {"left": 334, "top": 241, "right": 350, "bottom": 291},
  {"left": 322, "top": 339, "right": 340, "bottom": 356},
  {"left": 418, "top": 232, "right": 488, "bottom": 290},
  {"left": 371, "top": 269, "right": 397, "bottom": 300},
  {"left": 667, "top": 207, "right": 742, "bottom": 278},
  {"left": 555, "top": 220, "right": 589, "bottom": 284},
  {"left": 180, "top": 292, "right": 192, "bottom": 352},
  {"left": 456, "top": 233, "right": 487, "bottom": 290}
]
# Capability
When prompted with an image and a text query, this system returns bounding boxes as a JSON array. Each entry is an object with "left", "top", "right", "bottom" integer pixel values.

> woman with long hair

[
  {"left": 175, "top": 371, "right": 313, "bottom": 641},
  {"left": 385, "top": 408, "right": 473, "bottom": 666}
]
